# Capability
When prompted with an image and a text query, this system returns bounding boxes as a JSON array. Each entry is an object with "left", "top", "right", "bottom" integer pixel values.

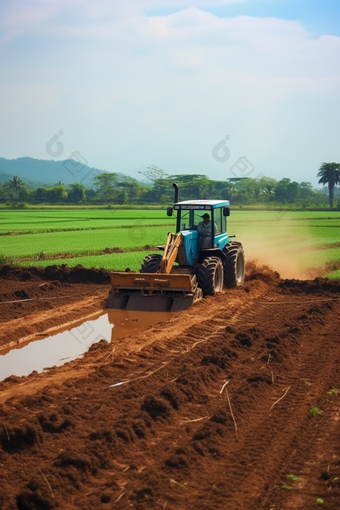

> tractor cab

[{"left": 166, "top": 200, "right": 231, "bottom": 266}]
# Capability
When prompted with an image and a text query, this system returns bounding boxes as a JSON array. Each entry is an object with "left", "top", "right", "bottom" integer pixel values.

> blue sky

[
  {"left": 147, "top": 0, "right": 340, "bottom": 37},
  {"left": 0, "top": 0, "right": 339, "bottom": 187}
]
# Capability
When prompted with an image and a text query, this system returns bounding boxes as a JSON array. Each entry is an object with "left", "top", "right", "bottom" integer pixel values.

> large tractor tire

[
  {"left": 140, "top": 254, "right": 162, "bottom": 273},
  {"left": 197, "top": 256, "right": 224, "bottom": 296},
  {"left": 223, "top": 242, "right": 245, "bottom": 287}
]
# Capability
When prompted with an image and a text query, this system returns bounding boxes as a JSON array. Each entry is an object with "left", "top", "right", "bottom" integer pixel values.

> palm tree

[
  {"left": 317, "top": 162, "right": 340, "bottom": 208},
  {"left": 5, "top": 175, "right": 26, "bottom": 199}
]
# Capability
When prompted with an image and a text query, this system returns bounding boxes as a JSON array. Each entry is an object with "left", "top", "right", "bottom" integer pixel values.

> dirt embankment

[
  {"left": 0, "top": 265, "right": 110, "bottom": 348},
  {"left": 0, "top": 264, "right": 340, "bottom": 510}
]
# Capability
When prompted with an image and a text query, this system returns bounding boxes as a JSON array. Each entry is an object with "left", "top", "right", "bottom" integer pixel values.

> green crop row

[
  {"left": 0, "top": 209, "right": 169, "bottom": 221},
  {"left": 1, "top": 210, "right": 339, "bottom": 279},
  {"left": 0, "top": 209, "right": 174, "bottom": 233},
  {"left": 18, "top": 250, "right": 154, "bottom": 272},
  {"left": 230, "top": 210, "right": 340, "bottom": 223},
  {"left": 0, "top": 219, "right": 173, "bottom": 234},
  {"left": 1, "top": 209, "right": 340, "bottom": 234},
  {"left": 0, "top": 226, "right": 171, "bottom": 259},
  {"left": 233, "top": 223, "right": 340, "bottom": 249},
  {"left": 327, "top": 269, "right": 340, "bottom": 280},
  {"left": 294, "top": 247, "right": 340, "bottom": 269}
]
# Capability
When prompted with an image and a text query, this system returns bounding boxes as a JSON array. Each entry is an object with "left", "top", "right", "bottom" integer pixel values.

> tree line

[{"left": 0, "top": 163, "right": 339, "bottom": 208}]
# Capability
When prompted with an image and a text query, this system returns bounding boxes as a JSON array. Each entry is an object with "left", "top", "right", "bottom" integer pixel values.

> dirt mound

[
  {"left": 0, "top": 265, "right": 110, "bottom": 345},
  {"left": 0, "top": 264, "right": 110, "bottom": 284},
  {"left": 278, "top": 277, "right": 340, "bottom": 294},
  {"left": 1, "top": 260, "right": 282, "bottom": 288},
  {"left": 245, "top": 259, "right": 281, "bottom": 284}
]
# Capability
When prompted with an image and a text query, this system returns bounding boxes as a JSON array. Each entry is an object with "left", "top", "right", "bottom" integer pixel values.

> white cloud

[
  {"left": 0, "top": 0, "right": 242, "bottom": 35},
  {"left": 0, "top": 1, "right": 339, "bottom": 184}
]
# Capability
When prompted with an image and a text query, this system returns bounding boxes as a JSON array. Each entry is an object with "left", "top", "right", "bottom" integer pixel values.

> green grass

[
  {"left": 295, "top": 247, "right": 340, "bottom": 269},
  {"left": 18, "top": 250, "right": 155, "bottom": 271},
  {"left": 310, "top": 407, "right": 322, "bottom": 416},
  {"left": 1, "top": 209, "right": 339, "bottom": 278},
  {"left": 229, "top": 213, "right": 340, "bottom": 278},
  {"left": 0, "top": 226, "right": 171, "bottom": 259},
  {"left": 1, "top": 209, "right": 339, "bottom": 234},
  {"left": 230, "top": 210, "right": 340, "bottom": 222},
  {"left": 326, "top": 269, "right": 340, "bottom": 280},
  {"left": 0, "top": 210, "right": 174, "bottom": 233},
  {"left": 0, "top": 203, "right": 166, "bottom": 210}
]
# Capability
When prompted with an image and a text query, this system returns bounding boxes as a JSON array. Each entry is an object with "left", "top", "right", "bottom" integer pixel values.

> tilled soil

[
  {"left": 0, "top": 265, "right": 109, "bottom": 348},
  {"left": 1, "top": 264, "right": 340, "bottom": 510}
]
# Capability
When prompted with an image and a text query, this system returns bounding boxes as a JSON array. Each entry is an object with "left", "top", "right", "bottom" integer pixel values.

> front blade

[{"left": 109, "top": 272, "right": 195, "bottom": 291}]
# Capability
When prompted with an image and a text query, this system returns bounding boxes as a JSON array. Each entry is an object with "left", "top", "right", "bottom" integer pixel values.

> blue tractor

[{"left": 107, "top": 183, "right": 245, "bottom": 312}]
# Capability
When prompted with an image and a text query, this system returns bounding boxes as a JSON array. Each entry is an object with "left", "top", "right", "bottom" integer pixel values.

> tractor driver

[{"left": 197, "top": 213, "right": 217, "bottom": 250}]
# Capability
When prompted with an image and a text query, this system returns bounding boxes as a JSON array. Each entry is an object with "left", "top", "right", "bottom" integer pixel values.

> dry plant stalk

[
  {"left": 179, "top": 416, "right": 209, "bottom": 423},
  {"left": 39, "top": 469, "right": 54, "bottom": 498},
  {"left": 187, "top": 338, "right": 208, "bottom": 351},
  {"left": 110, "top": 361, "right": 169, "bottom": 388},
  {"left": 170, "top": 478, "right": 187, "bottom": 488},
  {"left": 4, "top": 425, "right": 10, "bottom": 441},
  {"left": 220, "top": 381, "right": 238, "bottom": 440},
  {"left": 224, "top": 386, "right": 239, "bottom": 440},
  {"left": 115, "top": 491, "right": 125, "bottom": 502},
  {"left": 275, "top": 373, "right": 306, "bottom": 381},
  {"left": 270, "top": 385, "right": 291, "bottom": 413},
  {"left": 220, "top": 380, "right": 229, "bottom": 394}
]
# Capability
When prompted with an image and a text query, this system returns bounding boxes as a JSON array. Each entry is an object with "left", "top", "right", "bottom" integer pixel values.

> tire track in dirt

[
  {"left": 0, "top": 280, "right": 269, "bottom": 405},
  {"left": 0, "top": 281, "right": 278, "bottom": 510},
  {"left": 207, "top": 296, "right": 340, "bottom": 509},
  {"left": 196, "top": 293, "right": 340, "bottom": 510},
  {"left": 260, "top": 296, "right": 340, "bottom": 509},
  {"left": 104, "top": 292, "right": 340, "bottom": 509},
  {"left": 1, "top": 266, "right": 340, "bottom": 510}
]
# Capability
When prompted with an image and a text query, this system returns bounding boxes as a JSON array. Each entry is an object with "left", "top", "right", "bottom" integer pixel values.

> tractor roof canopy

[{"left": 174, "top": 200, "right": 230, "bottom": 210}]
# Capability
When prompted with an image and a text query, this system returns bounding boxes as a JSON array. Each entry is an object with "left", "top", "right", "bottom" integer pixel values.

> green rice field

[
  {"left": 0, "top": 210, "right": 173, "bottom": 233},
  {"left": 0, "top": 209, "right": 339, "bottom": 278}
]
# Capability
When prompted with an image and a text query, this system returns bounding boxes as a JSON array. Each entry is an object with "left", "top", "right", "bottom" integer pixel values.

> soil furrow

[{"left": 1, "top": 264, "right": 340, "bottom": 510}]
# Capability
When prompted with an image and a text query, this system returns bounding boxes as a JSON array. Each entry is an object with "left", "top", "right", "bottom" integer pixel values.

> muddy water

[{"left": 0, "top": 310, "right": 172, "bottom": 382}]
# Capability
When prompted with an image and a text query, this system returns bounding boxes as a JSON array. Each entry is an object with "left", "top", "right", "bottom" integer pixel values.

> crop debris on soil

[{"left": 0, "top": 262, "right": 340, "bottom": 510}]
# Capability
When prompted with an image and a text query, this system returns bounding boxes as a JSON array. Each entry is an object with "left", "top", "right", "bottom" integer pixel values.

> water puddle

[{"left": 0, "top": 310, "right": 172, "bottom": 382}]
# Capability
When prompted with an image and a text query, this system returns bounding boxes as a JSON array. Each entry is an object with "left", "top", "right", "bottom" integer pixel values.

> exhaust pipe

[{"left": 173, "top": 182, "right": 179, "bottom": 203}]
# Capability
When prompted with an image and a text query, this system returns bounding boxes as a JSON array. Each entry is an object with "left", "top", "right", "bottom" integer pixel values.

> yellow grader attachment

[
  {"left": 107, "top": 232, "right": 203, "bottom": 312},
  {"left": 107, "top": 272, "right": 202, "bottom": 312}
]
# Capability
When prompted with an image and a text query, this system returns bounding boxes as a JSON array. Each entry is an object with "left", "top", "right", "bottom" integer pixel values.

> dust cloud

[
  {"left": 239, "top": 218, "right": 317, "bottom": 280},
  {"left": 245, "top": 242, "right": 308, "bottom": 279}
]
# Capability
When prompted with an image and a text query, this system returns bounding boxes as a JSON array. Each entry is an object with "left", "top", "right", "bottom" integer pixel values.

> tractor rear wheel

[
  {"left": 140, "top": 254, "right": 162, "bottom": 273},
  {"left": 197, "top": 256, "right": 224, "bottom": 296},
  {"left": 223, "top": 242, "right": 245, "bottom": 287}
]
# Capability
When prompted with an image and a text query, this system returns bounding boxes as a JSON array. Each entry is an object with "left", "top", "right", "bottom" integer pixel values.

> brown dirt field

[{"left": 1, "top": 263, "right": 340, "bottom": 510}]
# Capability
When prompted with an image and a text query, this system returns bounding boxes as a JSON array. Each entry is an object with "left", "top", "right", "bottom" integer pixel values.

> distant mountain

[
  {"left": 0, "top": 149, "right": 235, "bottom": 189},
  {"left": 0, "top": 157, "right": 116, "bottom": 187}
]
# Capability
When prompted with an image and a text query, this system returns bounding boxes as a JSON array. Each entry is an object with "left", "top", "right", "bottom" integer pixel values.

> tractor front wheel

[
  {"left": 197, "top": 256, "right": 224, "bottom": 296},
  {"left": 140, "top": 254, "right": 162, "bottom": 273}
]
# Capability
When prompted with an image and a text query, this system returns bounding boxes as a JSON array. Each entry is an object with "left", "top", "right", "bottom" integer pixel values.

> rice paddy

[{"left": 0, "top": 208, "right": 339, "bottom": 278}]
